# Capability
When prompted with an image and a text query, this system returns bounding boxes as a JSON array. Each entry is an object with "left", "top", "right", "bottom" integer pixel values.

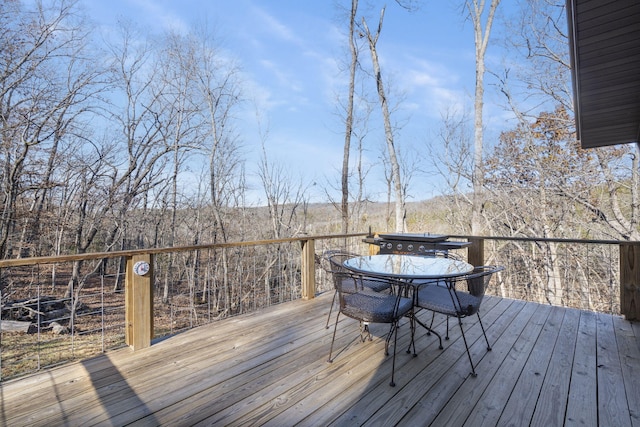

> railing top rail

[
  {"left": 4, "top": 232, "right": 638, "bottom": 269},
  {"left": 449, "top": 234, "right": 640, "bottom": 246},
  {"left": 0, "top": 233, "right": 368, "bottom": 268}
]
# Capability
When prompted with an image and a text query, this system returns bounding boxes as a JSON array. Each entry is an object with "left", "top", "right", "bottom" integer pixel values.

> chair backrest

[
  {"left": 441, "top": 265, "right": 503, "bottom": 316},
  {"left": 465, "top": 265, "right": 504, "bottom": 299},
  {"left": 320, "top": 250, "right": 344, "bottom": 275},
  {"left": 322, "top": 250, "right": 357, "bottom": 273},
  {"left": 322, "top": 250, "right": 359, "bottom": 294}
]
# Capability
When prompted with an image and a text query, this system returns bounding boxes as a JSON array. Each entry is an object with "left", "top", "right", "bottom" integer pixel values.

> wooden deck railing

[
  {"left": 1, "top": 233, "right": 639, "bottom": 362},
  {"left": 452, "top": 234, "right": 640, "bottom": 321},
  {"left": 0, "top": 234, "right": 366, "bottom": 352}
]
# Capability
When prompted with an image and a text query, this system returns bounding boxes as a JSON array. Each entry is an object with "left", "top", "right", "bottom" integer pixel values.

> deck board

[
  {"left": 613, "top": 316, "right": 640, "bottom": 426},
  {"left": 393, "top": 298, "right": 521, "bottom": 427},
  {"left": 496, "top": 304, "right": 566, "bottom": 426},
  {"left": 431, "top": 299, "right": 537, "bottom": 426},
  {"left": 596, "top": 313, "right": 633, "bottom": 427},
  {"left": 461, "top": 302, "right": 550, "bottom": 427},
  {"left": 530, "top": 307, "right": 580, "bottom": 426},
  {"left": 1, "top": 293, "right": 639, "bottom": 427},
  {"left": 565, "top": 310, "right": 598, "bottom": 427}
]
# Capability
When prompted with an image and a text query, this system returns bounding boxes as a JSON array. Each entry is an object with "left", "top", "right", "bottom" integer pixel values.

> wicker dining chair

[
  {"left": 415, "top": 265, "right": 504, "bottom": 376},
  {"left": 326, "top": 255, "right": 413, "bottom": 387},
  {"left": 321, "top": 250, "right": 392, "bottom": 329}
]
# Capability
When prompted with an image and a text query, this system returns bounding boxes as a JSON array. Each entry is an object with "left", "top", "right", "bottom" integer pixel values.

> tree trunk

[
  {"left": 468, "top": 0, "right": 500, "bottom": 235},
  {"left": 341, "top": 0, "right": 359, "bottom": 235},
  {"left": 363, "top": 8, "right": 406, "bottom": 233}
]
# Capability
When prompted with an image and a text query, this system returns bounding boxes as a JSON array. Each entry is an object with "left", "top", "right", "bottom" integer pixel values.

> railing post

[
  {"left": 620, "top": 244, "right": 640, "bottom": 320},
  {"left": 467, "top": 237, "right": 485, "bottom": 267},
  {"left": 301, "top": 239, "right": 316, "bottom": 300},
  {"left": 125, "top": 254, "right": 154, "bottom": 350}
]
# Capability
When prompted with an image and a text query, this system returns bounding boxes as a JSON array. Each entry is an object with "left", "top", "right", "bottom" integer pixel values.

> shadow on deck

[{"left": 2, "top": 293, "right": 639, "bottom": 426}]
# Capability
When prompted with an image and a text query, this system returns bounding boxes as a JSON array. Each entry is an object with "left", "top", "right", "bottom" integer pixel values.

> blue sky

[{"left": 85, "top": 0, "right": 518, "bottom": 205}]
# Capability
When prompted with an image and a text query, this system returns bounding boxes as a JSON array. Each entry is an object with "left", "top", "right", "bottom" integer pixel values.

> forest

[{"left": 1, "top": 0, "right": 638, "bottom": 310}]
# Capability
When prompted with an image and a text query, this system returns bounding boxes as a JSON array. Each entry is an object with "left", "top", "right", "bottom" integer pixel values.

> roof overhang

[{"left": 567, "top": 0, "right": 640, "bottom": 149}]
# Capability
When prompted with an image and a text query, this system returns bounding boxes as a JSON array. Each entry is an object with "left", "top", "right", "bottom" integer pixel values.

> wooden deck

[{"left": 2, "top": 293, "right": 640, "bottom": 426}]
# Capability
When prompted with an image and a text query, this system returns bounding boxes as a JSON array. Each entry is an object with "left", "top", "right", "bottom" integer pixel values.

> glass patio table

[
  {"left": 343, "top": 253, "right": 473, "bottom": 281},
  {"left": 343, "top": 253, "right": 474, "bottom": 353}
]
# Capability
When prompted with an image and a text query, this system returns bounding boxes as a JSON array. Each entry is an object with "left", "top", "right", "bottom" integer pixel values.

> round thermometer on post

[{"left": 133, "top": 260, "right": 150, "bottom": 276}]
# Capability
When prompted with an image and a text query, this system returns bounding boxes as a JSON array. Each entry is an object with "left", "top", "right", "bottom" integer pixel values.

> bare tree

[
  {"left": 258, "top": 142, "right": 309, "bottom": 240},
  {"left": 340, "top": 0, "right": 360, "bottom": 235},
  {"left": 485, "top": 107, "right": 579, "bottom": 304},
  {"left": 189, "top": 29, "right": 244, "bottom": 244},
  {"left": 192, "top": 28, "right": 245, "bottom": 309},
  {"left": 362, "top": 7, "right": 406, "bottom": 232},
  {"left": 152, "top": 30, "right": 208, "bottom": 302},
  {"left": 0, "top": 0, "right": 100, "bottom": 259},
  {"left": 349, "top": 95, "right": 376, "bottom": 231},
  {"left": 257, "top": 140, "right": 310, "bottom": 309},
  {"left": 330, "top": 0, "right": 381, "bottom": 238},
  {"left": 430, "top": 109, "right": 475, "bottom": 231},
  {"left": 466, "top": 0, "right": 501, "bottom": 235},
  {"left": 61, "top": 21, "right": 178, "bottom": 297},
  {"left": 501, "top": 0, "right": 572, "bottom": 113}
]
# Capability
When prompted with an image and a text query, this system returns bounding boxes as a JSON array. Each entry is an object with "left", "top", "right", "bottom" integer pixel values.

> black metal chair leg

[
  {"left": 429, "top": 311, "right": 451, "bottom": 340},
  {"left": 445, "top": 316, "right": 450, "bottom": 340},
  {"left": 390, "top": 320, "right": 399, "bottom": 387},
  {"left": 384, "top": 322, "right": 396, "bottom": 355},
  {"left": 325, "top": 290, "right": 337, "bottom": 329},
  {"left": 406, "top": 312, "right": 417, "bottom": 357},
  {"left": 427, "top": 311, "right": 434, "bottom": 336},
  {"left": 360, "top": 322, "right": 372, "bottom": 342},
  {"left": 477, "top": 313, "right": 492, "bottom": 351},
  {"left": 457, "top": 316, "right": 477, "bottom": 377},
  {"left": 328, "top": 312, "right": 340, "bottom": 363}
]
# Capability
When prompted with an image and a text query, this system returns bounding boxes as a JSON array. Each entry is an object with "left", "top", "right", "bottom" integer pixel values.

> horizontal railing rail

[
  {"left": 450, "top": 234, "right": 640, "bottom": 246},
  {"left": 0, "top": 233, "right": 369, "bottom": 268}
]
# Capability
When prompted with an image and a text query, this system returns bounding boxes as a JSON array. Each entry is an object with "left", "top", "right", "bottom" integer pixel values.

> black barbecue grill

[{"left": 363, "top": 233, "right": 471, "bottom": 255}]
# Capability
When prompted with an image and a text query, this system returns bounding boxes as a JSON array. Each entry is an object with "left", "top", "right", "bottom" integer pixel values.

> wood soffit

[{"left": 567, "top": 0, "right": 640, "bottom": 148}]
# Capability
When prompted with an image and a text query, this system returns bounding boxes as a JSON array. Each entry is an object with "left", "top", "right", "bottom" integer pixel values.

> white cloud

[
  {"left": 251, "top": 6, "right": 302, "bottom": 45},
  {"left": 129, "top": 0, "right": 190, "bottom": 33}
]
